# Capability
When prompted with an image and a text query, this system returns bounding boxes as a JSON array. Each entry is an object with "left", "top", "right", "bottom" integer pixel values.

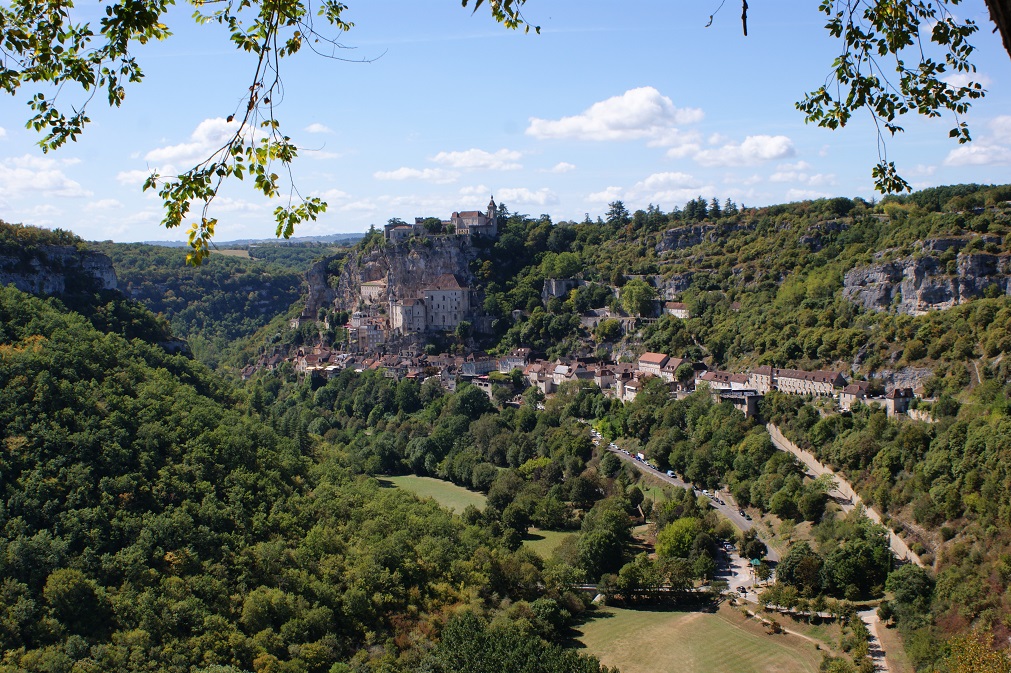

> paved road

[
  {"left": 596, "top": 435, "right": 780, "bottom": 562},
  {"left": 766, "top": 424, "right": 923, "bottom": 567}
]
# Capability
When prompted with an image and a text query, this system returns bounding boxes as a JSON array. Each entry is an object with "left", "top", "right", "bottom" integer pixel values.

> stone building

[
  {"left": 424, "top": 273, "right": 470, "bottom": 331},
  {"left": 450, "top": 196, "right": 499, "bottom": 238},
  {"left": 360, "top": 280, "right": 387, "bottom": 304},
  {"left": 664, "top": 301, "right": 691, "bottom": 319},
  {"left": 390, "top": 297, "right": 427, "bottom": 334}
]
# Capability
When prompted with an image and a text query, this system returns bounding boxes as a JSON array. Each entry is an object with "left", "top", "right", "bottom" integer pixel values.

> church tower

[{"left": 486, "top": 195, "right": 498, "bottom": 236}]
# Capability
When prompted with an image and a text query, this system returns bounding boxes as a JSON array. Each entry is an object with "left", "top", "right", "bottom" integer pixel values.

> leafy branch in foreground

[
  {"left": 3, "top": 0, "right": 533, "bottom": 264},
  {"left": 797, "top": 0, "right": 986, "bottom": 193}
]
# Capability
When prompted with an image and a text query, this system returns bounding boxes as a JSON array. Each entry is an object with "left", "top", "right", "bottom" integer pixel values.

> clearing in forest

[
  {"left": 574, "top": 603, "right": 825, "bottom": 673},
  {"left": 380, "top": 475, "right": 486, "bottom": 514}
]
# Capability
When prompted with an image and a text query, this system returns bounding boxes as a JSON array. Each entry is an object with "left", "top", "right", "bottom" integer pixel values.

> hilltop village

[{"left": 244, "top": 198, "right": 926, "bottom": 421}]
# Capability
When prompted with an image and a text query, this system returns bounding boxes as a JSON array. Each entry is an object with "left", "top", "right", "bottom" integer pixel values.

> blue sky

[{"left": 1, "top": 1, "right": 1010, "bottom": 242}]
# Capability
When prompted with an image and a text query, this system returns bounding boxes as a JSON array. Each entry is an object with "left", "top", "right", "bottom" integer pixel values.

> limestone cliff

[
  {"left": 654, "top": 222, "right": 754, "bottom": 256},
  {"left": 843, "top": 237, "right": 1009, "bottom": 314},
  {"left": 311, "top": 237, "right": 478, "bottom": 313},
  {"left": 0, "top": 245, "right": 117, "bottom": 296}
]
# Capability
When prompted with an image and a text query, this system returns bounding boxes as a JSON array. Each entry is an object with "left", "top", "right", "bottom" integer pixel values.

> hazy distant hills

[{"left": 132, "top": 232, "right": 365, "bottom": 247}]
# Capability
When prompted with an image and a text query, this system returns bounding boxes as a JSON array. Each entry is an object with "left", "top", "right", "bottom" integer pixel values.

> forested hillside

[
  {"left": 467, "top": 185, "right": 1011, "bottom": 383},
  {"left": 91, "top": 243, "right": 346, "bottom": 367},
  {"left": 0, "top": 285, "right": 617, "bottom": 672}
]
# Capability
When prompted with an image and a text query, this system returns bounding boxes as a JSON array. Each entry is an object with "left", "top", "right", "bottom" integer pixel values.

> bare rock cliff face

[
  {"left": 0, "top": 245, "right": 117, "bottom": 296},
  {"left": 303, "top": 256, "right": 338, "bottom": 317},
  {"left": 316, "top": 237, "right": 477, "bottom": 312},
  {"left": 843, "top": 246, "right": 1010, "bottom": 314}
]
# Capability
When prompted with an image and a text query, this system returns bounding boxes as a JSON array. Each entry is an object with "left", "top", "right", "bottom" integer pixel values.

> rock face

[
  {"left": 0, "top": 245, "right": 117, "bottom": 296},
  {"left": 655, "top": 222, "right": 754, "bottom": 256},
  {"left": 321, "top": 237, "right": 477, "bottom": 313},
  {"left": 843, "top": 242, "right": 1010, "bottom": 314},
  {"left": 655, "top": 225, "right": 715, "bottom": 255},
  {"left": 654, "top": 272, "right": 695, "bottom": 299}
]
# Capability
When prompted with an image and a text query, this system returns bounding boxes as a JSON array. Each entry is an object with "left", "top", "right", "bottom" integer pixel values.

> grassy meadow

[
  {"left": 574, "top": 603, "right": 826, "bottom": 673},
  {"left": 381, "top": 475, "right": 486, "bottom": 514},
  {"left": 524, "top": 528, "right": 574, "bottom": 559}
]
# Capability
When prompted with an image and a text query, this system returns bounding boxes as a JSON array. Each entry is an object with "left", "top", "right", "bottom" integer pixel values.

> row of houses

[{"left": 246, "top": 342, "right": 916, "bottom": 418}]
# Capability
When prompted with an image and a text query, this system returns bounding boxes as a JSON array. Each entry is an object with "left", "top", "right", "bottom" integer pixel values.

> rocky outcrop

[
  {"left": 843, "top": 245, "right": 1010, "bottom": 314},
  {"left": 0, "top": 245, "right": 117, "bottom": 296},
  {"left": 303, "top": 256, "right": 339, "bottom": 318},
  {"left": 655, "top": 225, "right": 714, "bottom": 254},
  {"left": 323, "top": 237, "right": 477, "bottom": 312},
  {"left": 655, "top": 222, "right": 755, "bottom": 257},
  {"left": 654, "top": 272, "right": 695, "bottom": 299}
]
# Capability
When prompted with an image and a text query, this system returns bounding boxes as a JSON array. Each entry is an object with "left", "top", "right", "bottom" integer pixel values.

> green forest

[{"left": 3, "top": 184, "right": 1011, "bottom": 672}]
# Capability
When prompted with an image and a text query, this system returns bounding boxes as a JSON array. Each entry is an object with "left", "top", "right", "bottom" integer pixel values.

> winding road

[
  {"left": 766, "top": 424, "right": 923, "bottom": 567},
  {"left": 597, "top": 435, "right": 780, "bottom": 562}
]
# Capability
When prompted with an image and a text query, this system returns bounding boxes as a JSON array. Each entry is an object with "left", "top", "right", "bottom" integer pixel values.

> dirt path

[
  {"left": 766, "top": 424, "right": 923, "bottom": 567},
  {"left": 859, "top": 608, "right": 891, "bottom": 673}
]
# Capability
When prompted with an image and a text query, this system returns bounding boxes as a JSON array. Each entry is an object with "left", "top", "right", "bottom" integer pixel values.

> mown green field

[
  {"left": 523, "top": 528, "right": 574, "bottom": 559},
  {"left": 381, "top": 475, "right": 486, "bottom": 513},
  {"left": 575, "top": 604, "right": 824, "bottom": 673}
]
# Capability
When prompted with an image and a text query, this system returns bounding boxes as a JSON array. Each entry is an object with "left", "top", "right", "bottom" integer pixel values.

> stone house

[
  {"left": 664, "top": 301, "right": 691, "bottom": 319},
  {"left": 390, "top": 297, "right": 427, "bottom": 334},
  {"left": 696, "top": 370, "right": 750, "bottom": 391},
  {"left": 838, "top": 381, "right": 869, "bottom": 411},
  {"left": 423, "top": 273, "right": 470, "bottom": 331},
  {"left": 884, "top": 387, "right": 915, "bottom": 417},
  {"left": 637, "top": 352, "right": 670, "bottom": 376}
]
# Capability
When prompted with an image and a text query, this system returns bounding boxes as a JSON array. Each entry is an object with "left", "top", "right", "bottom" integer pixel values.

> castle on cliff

[{"left": 383, "top": 197, "right": 499, "bottom": 243}]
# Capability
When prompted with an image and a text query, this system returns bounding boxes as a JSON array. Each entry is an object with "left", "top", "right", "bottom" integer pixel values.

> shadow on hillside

[{"left": 563, "top": 599, "right": 719, "bottom": 651}]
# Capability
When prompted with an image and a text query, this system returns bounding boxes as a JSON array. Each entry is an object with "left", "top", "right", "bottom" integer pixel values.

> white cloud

[
  {"left": 304, "top": 123, "right": 334, "bottom": 134},
  {"left": 944, "top": 116, "right": 1011, "bottom": 166},
  {"left": 0, "top": 155, "right": 92, "bottom": 198},
  {"left": 547, "top": 161, "right": 576, "bottom": 173},
  {"left": 317, "top": 188, "right": 351, "bottom": 201},
  {"left": 625, "top": 172, "right": 708, "bottom": 205},
  {"left": 459, "top": 184, "right": 490, "bottom": 197},
  {"left": 632, "top": 171, "right": 699, "bottom": 193},
  {"left": 145, "top": 117, "right": 240, "bottom": 164},
  {"left": 340, "top": 200, "right": 379, "bottom": 212},
  {"left": 991, "top": 115, "right": 1011, "bottom": 142},
  {"left": 785, "top": 188, "right": 831, "bottom": 201},
  {"left": 768, "top": 161, "right": 835, "bottom": 187},
  {"left": 210, "top": 197, "right": 263, "bottom": 213},
  {"left": 526, "top": 87, "right": 703, "bottom": 143},
  {"left": 116, "top": 169, "right": 157, "bottom": 186},
  {"left": 497, "top": 187, "right": 558, "bottom": 206},
  {"left": 944, "top": 143, "right": 1011, "bottom": 166},
  {"left": 431, "top": 148, "right": 522, "bottom": 170},
  {"left": 29, "top": 204, "right": 61, "bottom": 217},
  {"left": 588, "top": 186, "right": 624, "bottom": 203},
  {"left": 694, "top": 135, "right": 795, "bottom": 167},
  {"left": 373, "top": 167, "right": 459, "bottom": 183},
  {"left": 84, "top": 199, "right": 124, "bottom": 211},
  {"left": 0, "top": 127, "right": 6, "bottom": 139},
  {"left": 943, "top": 72, "right": 990, "bottom": 89},
  {"left": 303, "top": 149, "right": 342, "bottom": 160},
  {"left": 908, "top": 164, "right": 937, "bottom": 177}
]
